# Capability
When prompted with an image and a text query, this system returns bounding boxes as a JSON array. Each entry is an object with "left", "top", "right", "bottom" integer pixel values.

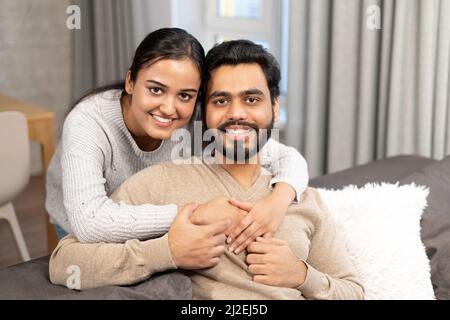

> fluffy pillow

[{"left": 317, "top": 183, "right": 435, "bottom": 300}]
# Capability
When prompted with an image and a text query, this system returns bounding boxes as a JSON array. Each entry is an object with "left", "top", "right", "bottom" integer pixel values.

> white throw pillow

[{"left": 317, "top": 183, "right": 435, "bottom": 300}]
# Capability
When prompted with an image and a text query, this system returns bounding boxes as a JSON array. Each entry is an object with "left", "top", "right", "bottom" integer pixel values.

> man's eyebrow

[
  {"left": 208, "top": 91, "right": 231, "bottom": 99},
  {"left": 240, "top": 88, "right": 264, "bottom": 96},
  {"left": 146, "top": 79, "right": 198, "bottom": 93}
]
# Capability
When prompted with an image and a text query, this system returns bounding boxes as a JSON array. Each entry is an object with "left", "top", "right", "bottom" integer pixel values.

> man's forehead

[{"left": 206, "top": 63, "right": 269, "bottom": 95}]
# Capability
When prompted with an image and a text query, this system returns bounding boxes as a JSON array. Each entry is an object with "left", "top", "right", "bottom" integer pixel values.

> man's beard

[{"left": 212, "top": 115, "right": 274, "bottom": 163}]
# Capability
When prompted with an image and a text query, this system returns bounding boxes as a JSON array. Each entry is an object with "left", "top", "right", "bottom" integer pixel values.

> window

[{"left": 204, "top": 0, "right": 289, "bottom": 128}]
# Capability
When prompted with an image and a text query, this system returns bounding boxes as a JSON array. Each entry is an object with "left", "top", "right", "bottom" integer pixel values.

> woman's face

[{"left": 124, "top": 58, "right": 201, "bottom": 144}]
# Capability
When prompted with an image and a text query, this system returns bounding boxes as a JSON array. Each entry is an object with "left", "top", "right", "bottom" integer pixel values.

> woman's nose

[{"left": 159, "top": 97, "right": 176, "bottom": 116}]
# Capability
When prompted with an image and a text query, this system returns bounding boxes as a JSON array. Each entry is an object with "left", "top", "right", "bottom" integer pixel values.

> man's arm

[
  {"left": 49, "top": 234, "right": 176, "bottom": 290},
  {"left": 296, "top": 189, "right": 364, "bottom": 300},
  {"left": 49, "top": 200, "right": 230, "bottom": 290}
]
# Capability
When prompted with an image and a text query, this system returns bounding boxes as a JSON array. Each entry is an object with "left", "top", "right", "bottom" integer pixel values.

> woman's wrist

[{"left": 271, "top": 182, "right": 296, "bottom": 207}]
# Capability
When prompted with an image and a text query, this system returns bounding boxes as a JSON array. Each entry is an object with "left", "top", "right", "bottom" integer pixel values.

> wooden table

[{"left": 0, "top": 94, "right": 59, "bottom": 253}]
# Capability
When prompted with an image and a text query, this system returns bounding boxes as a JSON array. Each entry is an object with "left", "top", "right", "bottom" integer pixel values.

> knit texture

[
  {"left": 46, "top": 90, "right": 308, "bottom": 243},
  {"left": 50, "top": 160, "right": 363, "bottom": 299}
]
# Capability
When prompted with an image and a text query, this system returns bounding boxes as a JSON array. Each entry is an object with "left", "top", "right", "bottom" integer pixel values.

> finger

[
  {"left": 256, "top": 236, "right": 285, "bottom": 246},
  {"left": 228, "top": 198, "right": 254, "bottom": 212},
  {"left": 248, "top": 263, "right": 267, "bottom": 275},
  {"left": 227, "top": 215, "right": 254, "bottom": 244},
  {"left": 211, "top": 233, "right": 227, "bottom": 246},
  {"left": 253, "top": 275, "right": 271, "bottom": 285},
  {"left": 179, "top": 202, "right": 199, "bottom": 221},
  {"left": 210, "top": 245, "right": 226, "bottom": 258},
  {"left": 232, "top": 223, "right": 262, "bottom": 254},
  {"left": 207, "top": 257, "right": 220, "bottom": 268},
  {"left": 263, "top": 231, "right": 274, "bottom": 239},
  {"left": 247, "top": 242, "right": 270, "bottom": 254},
  {"left": 246, "top": 253, "right": 266, "bottom": 264},
  {"left": 205, "top": 218, "right": 232, "bottom": 236}
]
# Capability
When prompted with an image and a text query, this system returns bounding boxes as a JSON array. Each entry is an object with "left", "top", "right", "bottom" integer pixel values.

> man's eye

[
  {"left": 246, "top": 97, "right": 259, "bottom": 104},
  {"left": 215, "top": 99, "right": 228, "bottom": 106},
  {"left": 149, "top": 87, "right": 163, "bottom": 95},
  {"left": 179, "top": 93, "right": 192, "bottom": 101}
]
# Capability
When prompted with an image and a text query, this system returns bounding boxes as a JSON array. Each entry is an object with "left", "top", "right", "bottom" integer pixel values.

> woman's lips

[{"left": 148, "top": 113, "right": 177, "bottom": 128}]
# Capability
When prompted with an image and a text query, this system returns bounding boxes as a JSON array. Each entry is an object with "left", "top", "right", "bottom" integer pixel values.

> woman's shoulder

[{"left": 68, "top": 89, "right": 121, "bottom": 118}]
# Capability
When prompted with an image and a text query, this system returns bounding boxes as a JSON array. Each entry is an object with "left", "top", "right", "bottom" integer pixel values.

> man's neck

[{"left": 216, "top": 154, "right": 261, "bottom": 190}]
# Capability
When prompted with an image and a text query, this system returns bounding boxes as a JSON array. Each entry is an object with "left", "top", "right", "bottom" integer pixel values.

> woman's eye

[
  {"left": 179, "top": 93, "right": 192, "bottom": 101},
  {"left": 149, "top": 87, "right": 163, "bottom": 95}
]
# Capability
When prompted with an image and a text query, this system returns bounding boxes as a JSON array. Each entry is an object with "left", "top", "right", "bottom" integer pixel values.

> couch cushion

[
  {"left": 310, "top": 155, "right": 436, "bottom": 189},
  {"left": 0, "top": 256, "right": 192, "bottom": 300},
  {"left": 399, "top": 156, "right": 450, "bottom": 300}
]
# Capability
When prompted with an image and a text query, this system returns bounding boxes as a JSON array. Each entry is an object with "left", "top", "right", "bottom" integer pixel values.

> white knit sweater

[{"left": 45, "top": 90, "right": 308, "bottom": 243}]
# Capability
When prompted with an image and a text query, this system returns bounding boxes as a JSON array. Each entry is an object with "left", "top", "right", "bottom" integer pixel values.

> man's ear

[
  {"left": 273, "top": 97, "right": 280, "bottom": 123},
  {"left": 125, "top": 70, "right": 133, "bottom": 95}
]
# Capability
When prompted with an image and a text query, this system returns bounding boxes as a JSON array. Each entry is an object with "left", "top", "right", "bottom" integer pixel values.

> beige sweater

[{"left": 49, "top": 160, "right": 364, "bottom": 300}]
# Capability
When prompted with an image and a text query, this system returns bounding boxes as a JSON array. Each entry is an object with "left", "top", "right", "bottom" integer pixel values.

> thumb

[
  {"left": 228, "top": 197, "right": 254, "bottom": 212},
  {"left": 178, "top": 202, "right": 199, "bottom": 221}
]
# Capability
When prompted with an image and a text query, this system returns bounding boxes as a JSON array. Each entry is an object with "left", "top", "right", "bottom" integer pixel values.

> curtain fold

[
  {"left": 72, "top": 0, "right": 136, "bottom": 101},
  {"left": 287, "top": 0, "right": 450, "bottom": 177}
]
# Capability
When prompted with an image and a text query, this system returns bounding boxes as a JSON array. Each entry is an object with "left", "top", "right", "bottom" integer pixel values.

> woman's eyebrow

[{"left": 146, "top": 79, "right": 197, "bottom": 93}]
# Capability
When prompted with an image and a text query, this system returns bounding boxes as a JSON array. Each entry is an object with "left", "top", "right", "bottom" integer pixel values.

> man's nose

[
  {"left": 160, "top": 96, "right": 176, "bottom": 116},
  {"left": 226, "top": 102, "right": 248, "bottom": 120}
]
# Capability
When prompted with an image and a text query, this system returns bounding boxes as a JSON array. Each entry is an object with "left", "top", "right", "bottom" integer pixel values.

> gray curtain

[
  {"left": 287, "top": 0, "right": 450, "bottom": 178},
  {"left": 72, "top": 0, "right": 136, "bottom": 101}
]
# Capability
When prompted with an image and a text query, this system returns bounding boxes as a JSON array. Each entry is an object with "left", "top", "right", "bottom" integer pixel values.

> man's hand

[
  {"left": 168, "top": 202, "right": 231, "bottom": 269},
  {"left": 226, "top": 182, "right": 296, "bottom": 254},
  {"left": 190, "top": 197, "right": 247, "bottom": 235},
  {"left": 246, "top": 236, "right": 307, "bottom": 288}
]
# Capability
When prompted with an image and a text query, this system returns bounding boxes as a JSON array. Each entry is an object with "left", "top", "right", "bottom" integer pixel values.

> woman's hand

[
  {"left": 168, "top": 202, "right": 232, "bottom": 269},
  {"left": 190, "top": 197, "right": 248, "bottom": 235},
  {"left": 226, "top": 182, "right": 296, "bottom": 254},
  {"left": 246, "top": 236, "right": 307, "bottom": 288}
]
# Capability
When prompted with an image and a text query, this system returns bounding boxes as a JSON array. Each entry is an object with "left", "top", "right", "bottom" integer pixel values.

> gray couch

[{"left": 0, "top": 155, "right": 449, "bottom": 299}]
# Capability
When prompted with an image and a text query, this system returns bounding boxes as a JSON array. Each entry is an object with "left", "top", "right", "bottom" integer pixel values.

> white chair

[{"left": 0, "top": 111, "right": 31, "bottom": 261}]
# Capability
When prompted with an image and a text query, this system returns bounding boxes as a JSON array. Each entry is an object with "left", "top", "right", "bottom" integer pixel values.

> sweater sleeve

[
  {"left": 61, "top": 111, "right": 177, "bottom": 243},
  {"left": 297, "top": 190, "right": 365, "bottom": 300},
  {"left": 259, "top": 138, "right": 309, "bottom": 201},
  {"left": 49, "top": 234, "right": 176, "bottom": 290}
]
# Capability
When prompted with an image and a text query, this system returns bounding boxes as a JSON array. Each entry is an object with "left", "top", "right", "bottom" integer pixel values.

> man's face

[{"left": 205, "top": 63, "right": 279, "bottom": 162}]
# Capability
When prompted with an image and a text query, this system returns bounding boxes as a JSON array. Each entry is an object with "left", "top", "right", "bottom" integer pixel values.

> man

[{"left": 49, "top": 40, "right": 364, "bottom": 300}]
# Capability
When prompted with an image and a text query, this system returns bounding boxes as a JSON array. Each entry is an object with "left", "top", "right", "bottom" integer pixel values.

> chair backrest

[{"left": 0, "top": 111, "right": 30, "bottom": 205}]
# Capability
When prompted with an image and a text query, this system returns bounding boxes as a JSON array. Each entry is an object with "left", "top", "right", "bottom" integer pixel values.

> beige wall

[{"left": 0, "top": 0, "right": 72, "bottom": 175}]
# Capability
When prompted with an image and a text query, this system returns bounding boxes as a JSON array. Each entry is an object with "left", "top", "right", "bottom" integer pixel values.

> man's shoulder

[{"left": 287, "top": 187, "right": 329, "bottom": 222}]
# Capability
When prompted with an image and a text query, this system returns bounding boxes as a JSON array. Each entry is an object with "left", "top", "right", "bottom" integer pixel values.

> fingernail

[
  {"left": 227, "top": 237, "right": 232, "bottom": 243},
  {"left": 229, "top": 246, "right": 234, "bottom": 252},
  {"left": 234, "top": 248, "right": 240, "bottom": 254}
]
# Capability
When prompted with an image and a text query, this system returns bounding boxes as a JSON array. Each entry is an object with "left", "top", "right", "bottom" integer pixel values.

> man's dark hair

[{"left": 205, "top": 40, "right": 281, "bottom": 104}]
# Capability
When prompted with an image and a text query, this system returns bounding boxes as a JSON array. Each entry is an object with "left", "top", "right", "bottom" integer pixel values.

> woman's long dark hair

[{"left": 69, "top": 28, "right": 206, "bottom": 119}]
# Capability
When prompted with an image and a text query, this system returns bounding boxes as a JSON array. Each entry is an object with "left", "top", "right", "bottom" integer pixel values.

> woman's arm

[
  {"left": 226, "top": 139, "right": 309, "bottom": 252},
  {"left": 259, "top": 138, "right": 309, "bottom": 200},
  {"left": 61, "top": 111, "right": 177, "bottom": 243}
]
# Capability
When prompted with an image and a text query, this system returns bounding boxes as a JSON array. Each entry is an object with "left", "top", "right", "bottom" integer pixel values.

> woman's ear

[
  {"left": 125, "top": 71, "right": 133, "bottom": 95},
  {"left": 273, "top": 97, "right": 280, "bottom": 123}
]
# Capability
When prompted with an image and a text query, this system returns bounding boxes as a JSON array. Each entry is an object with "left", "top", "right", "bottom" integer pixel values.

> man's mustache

[{"left": 217, "top": 120, "right": 259, "bottom": 133}]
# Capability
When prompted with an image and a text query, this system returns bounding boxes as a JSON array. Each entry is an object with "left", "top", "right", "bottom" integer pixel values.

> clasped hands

[{"left": 168, "top": 196, "right": 307, "bottom": 288}]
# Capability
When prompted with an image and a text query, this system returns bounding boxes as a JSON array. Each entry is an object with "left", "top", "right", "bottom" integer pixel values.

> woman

[{"left": 46, "top": 28, "right": 308, "bottom": 251}]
